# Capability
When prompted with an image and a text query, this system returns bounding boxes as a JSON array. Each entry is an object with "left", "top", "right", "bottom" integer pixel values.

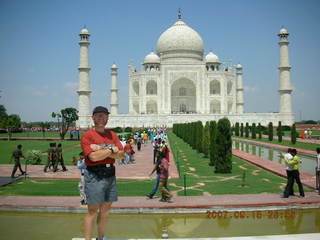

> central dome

[{"left": 156, "top": 20, "right": 204, "bottom": 61}]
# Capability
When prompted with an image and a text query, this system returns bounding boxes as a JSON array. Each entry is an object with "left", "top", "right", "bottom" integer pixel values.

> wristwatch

[{"left": 107, "top": 146, "right": 114, "bottom": 153}]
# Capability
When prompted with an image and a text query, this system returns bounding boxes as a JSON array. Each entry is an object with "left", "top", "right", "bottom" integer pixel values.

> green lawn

[
  {"left": 0, "top": 140, "right": 82, "bottom": 165},
  {"left": 234, "top": 136, "right": 320, "bottom": 152},
  {"left": 0, "top": 132, "right": 307, "bottom": 197},
  {"left": 0, "top": 132, "right": 62, "bottom": 138}
]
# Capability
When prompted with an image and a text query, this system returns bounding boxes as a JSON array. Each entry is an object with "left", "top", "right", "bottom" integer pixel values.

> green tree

[
  {"left": 0, "top": 105, "right": 8, "bottom": 122},
  {"left": 196, "top": 121, "right": 203, "bottom": 152},
  {"left": 235, "top": 122, "right": 240, "bottom": 136},
  {"left": 0, "top": 114, "right": 21, "bottom": 140},
  {"left": 240, "top": 123, "right": 244, "bottom": 137},
  {"left": 277, "top": 121, "right": 282, "bottom": 142},
  {"left": 209, "top": 121, "right": 218, "bottom": 166},
  {"left": 245, "top": 122, "right": 249, "bottom": 138},
  {"left": 215, "top": 118, "right": 232, "bottom": 173},
  {"left": 202, "top": 121, "right": 210, "bottom": 157},
  {"left": 291, "top": 124, "right": 297, "bottom": 144},
  {"left": 258, "top": 123, "right": 262, "bottom": 139},
  {"left": 251, "top": 123, "right": 256, "bottom": 139},
  {"left": 52, "top": 108, "right": 78, "bottom": 140},
  {"left": 268, "top": 122, "right": 273, "bottom": 141}
]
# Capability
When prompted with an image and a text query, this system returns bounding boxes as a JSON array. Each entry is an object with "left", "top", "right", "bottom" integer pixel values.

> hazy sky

[{"left": 0, "top": 0, "right": 319, "bottom": 122}]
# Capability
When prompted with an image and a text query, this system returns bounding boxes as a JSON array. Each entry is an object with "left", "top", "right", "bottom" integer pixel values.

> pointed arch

[{"left": 210, "top": 80, "right": 220, "bottom": 95}]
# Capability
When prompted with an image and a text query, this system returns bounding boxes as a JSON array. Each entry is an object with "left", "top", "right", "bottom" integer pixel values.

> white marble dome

[
  {"left": 156, "top": 20, "right": 204, "bottom": 59},
  {"left": 205, "top": 52, "right": 220, "bottom": 63},
  {"left": 144, "top": 52, "right": 160, "bottom": 64},
  {"left": 80, "top": 28, "right": 89, "bottom": 35},
  {"left": 279, "top": 28, "right": 288, "bottom": 35},
  {"left": 236, "top": 63, "right": 243, "bottom": 69},
  {"left": 111, "top": 63, "right": 118, "bottom": 69}
]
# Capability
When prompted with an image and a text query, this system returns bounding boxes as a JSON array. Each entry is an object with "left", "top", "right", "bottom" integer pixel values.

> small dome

[
  {"left": 279, "top": 27, "right": 288, "bottom": 35},
  {"left": 144, "top": 52, "right": 160, "bottom": 64},
  {"left": 157, "top": 20, "right": 204, "bottom": 59},
  {"left": 80, "top": 28, "right": 89, "bottom": 35},
  {"left": 111, "top": 63, "right": 118, "bottom": 69},
  {"left": 205, "top": 52, "right": 220, "bottom": 63},
  {"left": 236, "top": 64, "right": 243, "bottom": 69}
]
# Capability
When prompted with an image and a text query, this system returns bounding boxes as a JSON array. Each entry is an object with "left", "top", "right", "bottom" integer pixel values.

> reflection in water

[
  {"left": 233, "top": 140, "right": 316, "bottom": 174},
  {"left": 0, "top": 210, "right": 319, "bottom": 239}
]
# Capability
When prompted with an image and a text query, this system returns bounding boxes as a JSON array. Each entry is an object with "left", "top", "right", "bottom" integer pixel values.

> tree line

[
  {"left": 233, "top": 121, "right": 298, "bottom": 144},
  {"left": 173, "top": 118, "right": 232, "bottom": 174}
]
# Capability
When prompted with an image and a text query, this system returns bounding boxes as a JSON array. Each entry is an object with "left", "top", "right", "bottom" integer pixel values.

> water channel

[
  {"left": 0, "top": 209, "right": 319, "bottom": 239},
  {"left": 232, "top": 140, "right": 317, "bottom": 175}
]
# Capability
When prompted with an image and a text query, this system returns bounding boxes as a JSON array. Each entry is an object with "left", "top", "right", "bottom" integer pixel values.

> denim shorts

[{"left": 84, "top": 171, "right": 118, "bottom": 205}]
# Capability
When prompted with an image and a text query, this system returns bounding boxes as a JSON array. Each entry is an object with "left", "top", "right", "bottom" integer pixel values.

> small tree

[
  {"left": 196, "top": 121, "right": 203, "bottom": 152},
  {"left": 0, "top": 104, "right": 8, "bottom": 122},
  {"left": 209, "top": 121, "right": 217, "bottom": 166},
  {"left": 52, "top": 108, "right": 78, "bottom": 140},
  {"left": 251, "top": 123, "right": 256, "bottom": 139},
  {"left": 202, "top": 122, "right": 210, "bottom": 157},
  {"left": 240, "top": 123, "right": 244, "bottom": 137},
  {"left": 258, "top": 123, "right": 262, "bottom": 139},
  {"left": 245, "top": 122, "right": 249, "bottom": 138},
  {"left": 291, "top": 124, "right": 297, "bottom": 144},
  {"left": 268, "top": 122, "right": 273, "bottom": 141},
  {"left": 0, "top": 114, "right": 21, "bottom": 140},
  {"left": 235, "top": 122, "right": 240, "bottom": 136},
  {"left": 214, "top": 118, "right": 232, "bottom": 173},
  {"left": 277, "top": 121, "right": 282, "bottom": 142}
]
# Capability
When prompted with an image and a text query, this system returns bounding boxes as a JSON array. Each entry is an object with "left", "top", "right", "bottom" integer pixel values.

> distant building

[{"left": 76, "top": 14, "right": 294, "bottom": 128}]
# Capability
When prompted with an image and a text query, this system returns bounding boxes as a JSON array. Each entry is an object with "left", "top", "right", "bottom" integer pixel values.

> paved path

[{"left": 0, "top": 142, "right": 179, "bottom": 180}]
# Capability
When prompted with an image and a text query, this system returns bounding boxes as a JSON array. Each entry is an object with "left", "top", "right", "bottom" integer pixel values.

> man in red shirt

[{"left": 81, "top": 106, "right": 124, "bottom": 240}]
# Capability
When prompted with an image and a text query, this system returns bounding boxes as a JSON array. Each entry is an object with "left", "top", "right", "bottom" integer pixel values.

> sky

[{"left": 0, "top": 0, "right": 319, "bottom": 122}]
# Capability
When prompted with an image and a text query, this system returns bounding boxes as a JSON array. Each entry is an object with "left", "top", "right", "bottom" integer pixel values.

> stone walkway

[
  {"left": 0, "top": 138, "right": 320, "bottom": 210},
  {"left": 0, "top": 142, "right": 179, "bottom": 180}
]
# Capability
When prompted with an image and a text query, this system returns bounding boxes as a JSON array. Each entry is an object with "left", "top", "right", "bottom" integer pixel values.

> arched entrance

[{"left": 171, "top": 78, "right": 196, "bottom": 114}]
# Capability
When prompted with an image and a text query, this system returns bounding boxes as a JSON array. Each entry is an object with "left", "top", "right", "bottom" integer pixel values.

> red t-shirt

[
  {"left": 124, "top": 143, "right": 132, "bottom": 154},
  {"left": 81, "top": 128, "right": 123, "bottom": 166}
]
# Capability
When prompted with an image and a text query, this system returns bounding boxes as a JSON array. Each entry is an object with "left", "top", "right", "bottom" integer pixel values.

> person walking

[
  {"left": 81, "top": 106, "right": 125, "bottom": 240},
  {"left": 10, "top": 145, "right": 26, "bottom": 178},
  {"left": 147, "top": 151, "right": 161, "bottom": 199},
  {"left": 44, "top": 142, "right": 57, "bottom": 172},
  {"left": 283, "top": 148, "right": 305, "bottom": 198},
  {"left": 159, "top": 152, "right": 173, "bottom": 203},
  {"left": 54, "top": 143, "right": 68, "bottom": 172},
  {"left": 281, "top": 148, "right": 294, "bottom": 196}
]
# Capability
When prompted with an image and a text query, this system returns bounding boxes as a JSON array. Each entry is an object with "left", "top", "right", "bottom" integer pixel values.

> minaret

[
  {"left": 236, "top": 64, "right": 244, "bottom": 114},
  {"left": 278, "top": 27, "right": 293, "bottom": 114},
  {"left": 110, "top": 63, "right": 119, "bottom": 115},
  {"left": 77, "top": 27, "right": 91, "bottom": 129}
]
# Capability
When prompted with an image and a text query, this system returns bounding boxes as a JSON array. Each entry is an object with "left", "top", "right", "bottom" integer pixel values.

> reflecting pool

[
  {"left": 233, "top": 140, "right": 317, "bottom": 175},
  {"left": 0, "top": 209, "right": 319, "bottom": 239}
]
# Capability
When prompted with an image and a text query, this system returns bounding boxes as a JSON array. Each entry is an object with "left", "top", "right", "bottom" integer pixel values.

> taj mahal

[{"left": 76, "top": 14, "right": 294, "bottom": 128}]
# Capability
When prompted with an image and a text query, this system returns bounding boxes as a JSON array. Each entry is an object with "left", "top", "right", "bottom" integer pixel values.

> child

[{"left": 77, "top": 152, "right": 87, "bottom": 205}]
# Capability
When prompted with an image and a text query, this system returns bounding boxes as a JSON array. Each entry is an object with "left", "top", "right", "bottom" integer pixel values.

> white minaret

[
  {"left": 110, "top": 63, "right": 119, "bottom": 115},
  {"left": 77, "top": 27, "right": 91, "bottom": 129},
  {"left": 278, "top": 27, "right": 293, "bottom": 114},
  {"left": 236, "top": 64, "right": 244, "bottom": 114}
]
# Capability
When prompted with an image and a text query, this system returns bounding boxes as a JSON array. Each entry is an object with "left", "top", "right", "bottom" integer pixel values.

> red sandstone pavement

[
  {"left": 0, "top": 142, "right": 179, "bottom": 180},
  {"left": 1, "top": 139, "right": 320, "bottom": 209}
]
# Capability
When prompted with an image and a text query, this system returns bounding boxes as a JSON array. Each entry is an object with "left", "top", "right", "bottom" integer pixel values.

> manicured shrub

[
  {"left": 251, "top": 123, "right": 256, "bottom": 139},
  {"left": 245, "top": 122, "right": 249, "bottom": 138},
  {"left": 291, "top": 124, "right": 297, "bottom": 144},
  {"left": 268, "top": 122, "right": 273, "bottom": 141},
  {"left": 209, "top": 121, "right": 217, "bottom": 166},
  {"left": 235, "top": 122, "right": 240, "bottom": 136},
  {"left": 240, "top": 123, "right": 244, "bottom": 137},
  {"left": 214, "top": 118, "right": 232, "bottom": 173},
  {"left": 277, "top": 121, "right": 282, "bottom": 142},
  {"left": 202, "top": 122, "right": 210, "bottom": 157}
]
